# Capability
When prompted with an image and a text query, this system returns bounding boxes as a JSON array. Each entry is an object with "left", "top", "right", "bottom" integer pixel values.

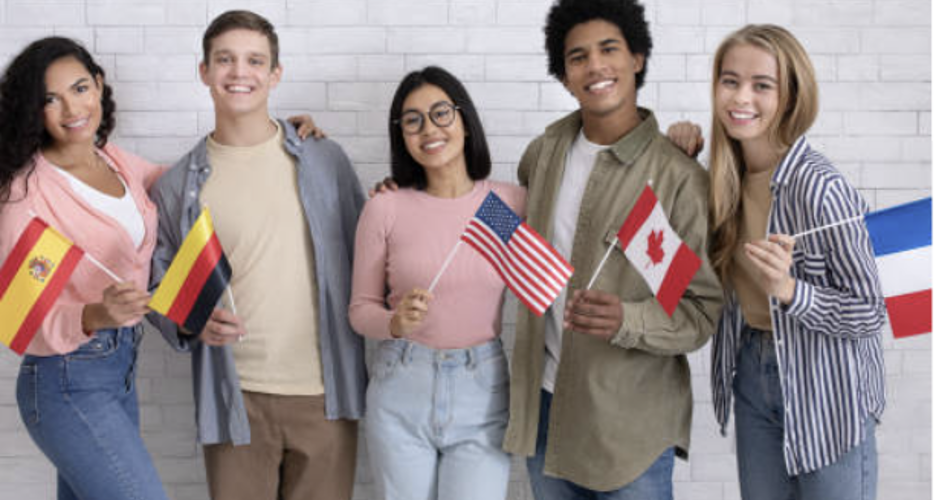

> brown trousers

[{"left": 203, "top": 391, "right": 358, "bottom": 500}]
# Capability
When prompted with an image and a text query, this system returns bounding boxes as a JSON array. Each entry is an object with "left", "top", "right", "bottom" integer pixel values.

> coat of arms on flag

[
  {"left": 149, "top": 208, "right": 232, "bottom": 335},
  {"left": 459, "top": 191, "right": 573, "bottom": 316},
  {"left": 614, "top": 183, "right": 701, "bottom": 316},
  {"left": 0, "top": 218, "right": 84, "bottom": 354}
]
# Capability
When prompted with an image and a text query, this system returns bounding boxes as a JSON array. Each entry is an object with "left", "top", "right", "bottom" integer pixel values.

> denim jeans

[
  {"left": 733, "top": 326, "right": 878, "bottom": 500},
  {"left": 365, "top": 338, "right": 511, "bottom": 500},
  {"left": 526, "top": 389, "right": 675, "bottom": 500},
  {"left": 16, "top": 326, "right": 169, "bottom": 500}
]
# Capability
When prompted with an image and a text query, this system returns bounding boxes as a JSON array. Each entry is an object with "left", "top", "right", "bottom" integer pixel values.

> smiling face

[
  {"left": 199, "top": 28, "right": 281, "bottom": 120},
  {"left": 400, "top": 83, "right": 468, "bottom": 176},
  {"left": 561, "top": 20, "right": 644, "bottom": 123},
  {"left": 715, "top": 43, "right": 781, "bottom": 153},
  {"left": 42, "top": 57, "right": 103, "bottom": 149}
]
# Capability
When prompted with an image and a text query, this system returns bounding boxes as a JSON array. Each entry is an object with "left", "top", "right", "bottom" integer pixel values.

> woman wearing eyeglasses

[{"left": 349, "top": 66, "right": 523, "bottom": 500}]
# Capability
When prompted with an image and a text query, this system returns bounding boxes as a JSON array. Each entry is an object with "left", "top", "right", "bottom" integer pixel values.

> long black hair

[
  {"left": 0, "top": 37, "right": 116, "bottom": 203},
  {"left": 388, "top": 66, "right": 491, "bottom": 190}
]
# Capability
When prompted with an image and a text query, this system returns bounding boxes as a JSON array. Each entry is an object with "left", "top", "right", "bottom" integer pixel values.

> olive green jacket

[{"left": 503, "top": 109, "right": 723, "bottom": 490}]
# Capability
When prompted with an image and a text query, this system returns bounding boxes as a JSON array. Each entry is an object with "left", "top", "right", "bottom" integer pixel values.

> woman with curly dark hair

[{"left": 0, "top": 37, "right": 171, "bottom": 500}]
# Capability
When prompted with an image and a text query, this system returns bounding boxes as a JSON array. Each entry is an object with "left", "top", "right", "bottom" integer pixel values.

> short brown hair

[{"left": 202, "top": 10, "right": 279, "bottom": 68}]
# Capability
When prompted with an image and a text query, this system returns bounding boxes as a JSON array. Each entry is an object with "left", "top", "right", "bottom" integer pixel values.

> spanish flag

[
  {"left": 149, "top": 208, "right": 232, "bottom": 335},
  {"left": 0, "top": 218, "right": 84, "bottom": 354}
]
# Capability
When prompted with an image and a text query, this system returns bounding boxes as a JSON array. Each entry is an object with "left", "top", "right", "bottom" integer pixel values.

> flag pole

[
  {"left": 28, "top": 210, "right": 124, "bottom": 282},
  {"left": 586, "top": 241, "right": 617, "bottom": 290},
  {"left": 428, "top": 241, "right": 462, "bottom": 294},
  {"left": 792, "top": 214, "right": 864, "bottom": 240}
]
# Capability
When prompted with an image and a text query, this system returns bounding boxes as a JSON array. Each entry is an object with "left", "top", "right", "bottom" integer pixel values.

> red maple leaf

[{"left": 647, "top": 229, "right": 665, "bottom": 265}]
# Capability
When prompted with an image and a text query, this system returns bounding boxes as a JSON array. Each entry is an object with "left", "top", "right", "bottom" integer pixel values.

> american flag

[{"left": 461, "top": 191, "right": 573, "bottom": 316}]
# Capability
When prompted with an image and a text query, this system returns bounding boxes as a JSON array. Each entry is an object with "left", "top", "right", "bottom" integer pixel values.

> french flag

[{"left": 865, "top": 197, "right": 932, "bottom": 338}]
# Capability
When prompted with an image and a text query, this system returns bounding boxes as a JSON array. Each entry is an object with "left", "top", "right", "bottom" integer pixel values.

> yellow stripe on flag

[
  {"left": 149, "top": 208, "right": 217, "bottom": 315},
  {"left": 0, "top": 229, "right": 75, "bottom": 346}
]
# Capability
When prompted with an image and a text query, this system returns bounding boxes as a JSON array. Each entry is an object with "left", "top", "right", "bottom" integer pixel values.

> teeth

[
  {"left": 588, "top": 80, "right": 614, "bottom": 91},
  {"left": 423, "top": 141, "right": 445, "bottom": 150},
  {"left": 227, "top": 85, "right": 252, "bottom": 93},
  {"left": 63, "top": 119, "right": 88, "bottom": 129},
  {"left": 731, "top": 111, "right": 756, "bottom": 120}
]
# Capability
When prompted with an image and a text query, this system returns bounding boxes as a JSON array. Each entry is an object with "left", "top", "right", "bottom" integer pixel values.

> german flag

[
  {"left": 0, "top": 218, "right": 84, "bottom": 354},
  {"left": 150, "top": 208, "right": 232, "bottom": 335}
]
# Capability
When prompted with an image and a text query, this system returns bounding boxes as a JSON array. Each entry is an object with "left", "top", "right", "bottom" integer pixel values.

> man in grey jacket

[{"left": 148, "top": 10, "right": 365, "bottom": 500}]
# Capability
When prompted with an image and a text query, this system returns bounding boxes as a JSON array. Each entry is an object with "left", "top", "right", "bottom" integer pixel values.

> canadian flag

[{"left": 616, "top": 184, "right": 702, "bottom": 316}]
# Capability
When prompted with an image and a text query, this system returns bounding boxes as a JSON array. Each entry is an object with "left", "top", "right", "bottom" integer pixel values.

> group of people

[{"left": 0, "top": 1, "right": 887, "bottom": 500}]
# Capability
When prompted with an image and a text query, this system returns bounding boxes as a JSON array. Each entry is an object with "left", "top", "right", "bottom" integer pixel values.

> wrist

[
  {"left": 778, "top": 278, "right": 796, "bottom": 305},
  {"left": 81, "top": 303, "right": 104, "bottom": 336},
  {"left": 389, "top": 314, "right": 403, "bottom": 339}
]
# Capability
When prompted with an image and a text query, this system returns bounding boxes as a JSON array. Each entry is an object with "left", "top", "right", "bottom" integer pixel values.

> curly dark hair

[
  {"left": 0, "top": 37, "right": 116, "bottom": 203},
  {"left": 388, "top": 66, "right": 491, "bottom": 190},
  {"left": 545, "top": 0, "right": 653, "bottom": 89}
]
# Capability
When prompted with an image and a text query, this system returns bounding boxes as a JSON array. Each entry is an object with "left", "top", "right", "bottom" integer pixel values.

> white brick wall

[{"left": 0, "top": 1, "right": 929, "bottom": 499}]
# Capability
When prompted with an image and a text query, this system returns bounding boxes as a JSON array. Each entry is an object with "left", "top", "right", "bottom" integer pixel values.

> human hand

[
  {"left": 745, "top": 234, "right": 797, "bottom": 304},
  {"left": 368, "top": 177, "right": 399, "bottom": 198},
  {"left": 82, "top": 282, "right": 151, "bottom": 331},
  {"left": 666, "top": 121, "right": 705, "bottom": 159},
  {"left": 200, "top": 309, "right": 247, "bottom": 346},
  {"left": 286, "top": 114, "right": 327, "bottom": 139},
  {"left": 390, "top": 289, "right": 432, "bottom": 338},
  {"left": 564, "top": 289, "right": 624, "bottom": 341}
]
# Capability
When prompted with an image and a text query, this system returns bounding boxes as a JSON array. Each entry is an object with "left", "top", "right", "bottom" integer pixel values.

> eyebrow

[
  {"left": 46, "top": 77, "right": 90, "bottom": 97},
  {"left": 211, "top": 50, "right": 268, "bottom": 59},
  {"left": 720, "top": 69, "right": 778, "bottom": 83},
  {"left": 565, "top": 38, "right": 623, "bottom": 58}
]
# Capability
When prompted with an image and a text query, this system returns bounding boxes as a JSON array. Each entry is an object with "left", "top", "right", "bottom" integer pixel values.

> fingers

[
  {"left": 201, "top": 309, "right": 246, "bottom": 346},
  {"left": 744, "top": 236, "right": 797, "bottom": 303},
  {"left": 563, "top": 290, "right": 623, "bottom": 340},
  {"left": 101, "top": 282, "right": 151, "bottom": 326},
  {"left": 286, "top": 115, "right": 326, "bottom": 140},
  {"left": 666, "top": 121, "right": 705, "bottom": 158},
  {"left": 368, "top": 177, "right": 400, "bottom": 198},
  {"left": 390, "top": 289, "right": 433, "bottom": 338}
]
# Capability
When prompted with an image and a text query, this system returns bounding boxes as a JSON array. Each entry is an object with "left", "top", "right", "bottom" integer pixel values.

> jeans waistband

[{"left": 380, "top": 337, "right": 504, "bottom": 368}]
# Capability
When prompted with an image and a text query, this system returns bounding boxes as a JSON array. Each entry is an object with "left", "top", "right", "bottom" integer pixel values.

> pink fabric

[
  {"left": 350, "top": 180, "right": 526, "bottom": 349},
  {"left": 0, "top": 144, "right": 164, "bottom": 355}
]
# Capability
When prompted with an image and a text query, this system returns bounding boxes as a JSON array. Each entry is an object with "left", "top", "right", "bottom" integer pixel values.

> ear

[
  {"left": 633, "top": 54, "right": 645, "bottom": 74},
  {"left": 562, "top": 75, "right": 574, "bottom": 96},
  {"left": 198, "top": 61, "right": 209, "bottom": 85},
  {"left": 269, "top": 63, "right": 283, "bottom": 89},
  {"left": 94, "top": 73, "right": 104, "bottom": 89}
]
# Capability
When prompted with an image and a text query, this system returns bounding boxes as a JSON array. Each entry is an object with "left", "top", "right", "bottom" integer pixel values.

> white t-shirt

[
  {"left": 53, "top": 156, "right": 145, "bottom": 249},
  {"left": 543, "top": 129, "right": 605, "bottom": 393}
]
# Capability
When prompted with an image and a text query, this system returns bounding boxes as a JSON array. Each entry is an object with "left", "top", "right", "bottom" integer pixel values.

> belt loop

[
  {"left": 467, "top": 346, "right": 477, "bottom": 370},
  {"left": 402, "top": 341, "right": 414, "bottom": 366}
]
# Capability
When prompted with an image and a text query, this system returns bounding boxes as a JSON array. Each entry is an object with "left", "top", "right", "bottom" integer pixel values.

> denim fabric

[
  {"left": 733, "top": 326, "right": 878, "bottom": 500},
  {"left": 365, "top": 338, "right": 511, "bottom": 500},
  {"left": 526, "top": 390, "right": 675, "bottom": 500},
  {"left": 17, "top": 327, "right": 168, "bottom": 500}
]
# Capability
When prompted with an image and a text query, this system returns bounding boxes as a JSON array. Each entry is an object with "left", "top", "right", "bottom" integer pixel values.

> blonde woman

[{"left": 670, "top": 24, "right": 885, "bottom": 500}]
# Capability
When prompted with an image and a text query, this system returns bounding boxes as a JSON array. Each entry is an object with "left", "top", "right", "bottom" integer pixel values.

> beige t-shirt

[
  {"left": 202, "top": 122, "right": 324, "bottom": 395},
  {"left": 730, "top": 166, "right": 776, "bottom": 332}
]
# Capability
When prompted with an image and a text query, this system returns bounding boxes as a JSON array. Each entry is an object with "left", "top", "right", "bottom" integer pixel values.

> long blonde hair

[{"left": 708, "top": 24, "right": 818, "bottom": 283}]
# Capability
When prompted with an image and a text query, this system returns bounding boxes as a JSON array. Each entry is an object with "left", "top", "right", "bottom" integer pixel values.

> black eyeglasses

[{"left": 394, "top": 101, "right": 460, "bottom": 135}]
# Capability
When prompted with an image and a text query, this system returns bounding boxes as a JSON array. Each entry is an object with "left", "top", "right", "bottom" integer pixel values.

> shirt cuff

[
  {"left": 610, "top": 301, "right": 643, "bottom": 349},
  {"left": 782, "top": 279, "right": 814, "bottom": 318}
]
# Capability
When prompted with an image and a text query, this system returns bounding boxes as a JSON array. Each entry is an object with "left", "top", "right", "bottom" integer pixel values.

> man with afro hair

[{"left": 502, "top": 0, "right": 723, "bottom": 498}]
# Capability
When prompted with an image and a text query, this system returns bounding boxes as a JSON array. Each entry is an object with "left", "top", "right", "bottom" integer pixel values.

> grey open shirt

[{"left": 147, "top": 120, "right": 367, "bottom": 445}]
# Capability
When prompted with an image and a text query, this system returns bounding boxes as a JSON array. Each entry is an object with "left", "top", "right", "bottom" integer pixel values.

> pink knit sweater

[
  {"left": 0, "top": 144, "right": 163, "bottom": 355},
  {"left": 350, "top": 180, "right": 526, "bottom": 349}
]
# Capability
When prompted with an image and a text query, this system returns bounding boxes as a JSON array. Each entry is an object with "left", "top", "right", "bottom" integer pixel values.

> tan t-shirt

[
  {"left": 202, "top": 122, "right": 324, "bottom": 395},
  {"left": 730, "top": 166, "right": 776, "bottom": 332}
]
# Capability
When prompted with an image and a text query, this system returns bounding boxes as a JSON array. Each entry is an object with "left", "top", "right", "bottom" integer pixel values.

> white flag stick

[
  {"left": 792, "top": 214, "right": 864, "bottom": 240},
  {"left": 586, "top": 240, "right": 618, "bottom": 290},
  {"left": 428, "top": 241, "right": 462, "bottom": 293},
  {"left": 28, "top": 210, "right": 124, "bottom": 283},
  {"left": 226, "top": 285, "right": 238, "bottom": 315}
]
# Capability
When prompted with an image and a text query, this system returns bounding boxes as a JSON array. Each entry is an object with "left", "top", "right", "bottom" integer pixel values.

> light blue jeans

[
  {"left": 17, "top": 326, "right": 169, "bottom": 500},
  {"left": 734, "top": 326, "right": 878, "bottom": 500},
  {"left": 526, "top": 389, "right": 675, "bottom": 500},
  {"left": 365, "top": 338, "right": 511, "bottom": 500}
]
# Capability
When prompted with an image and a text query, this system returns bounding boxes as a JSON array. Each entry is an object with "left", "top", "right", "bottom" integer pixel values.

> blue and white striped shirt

[{"left": 711, "top": 136, "right": 887, "bottom": 476}]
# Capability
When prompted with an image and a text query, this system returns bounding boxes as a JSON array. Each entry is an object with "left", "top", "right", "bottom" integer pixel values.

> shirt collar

[
  {"left": 546, "top": 107, "right": 659, "bottom": 167},
  {"left": 771, "top": 135, "right": 810, "bottom": 188}
]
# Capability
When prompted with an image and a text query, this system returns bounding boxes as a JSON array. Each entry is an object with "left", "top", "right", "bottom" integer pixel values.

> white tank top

[{"left": 53, "top": 155, "right": 146, "bottom": 249}]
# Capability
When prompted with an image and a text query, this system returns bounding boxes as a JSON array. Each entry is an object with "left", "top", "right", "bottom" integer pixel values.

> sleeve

[
  {"left": 781, "top": 177, "right": 886, "bottom": 338},
  {"left": 517, "top": 137, "right": 544, "bottom": 189},
  {"left": 348, "top": 196, "right": 396, "bottom": 340},
  {"left": 145, "top": 171, "right": 197, "bottom": 352},
  {"left": 0, "top": 190, "right": 89, "bottom": 354},
  {"left": 611, "top": 169, "right": 725, "bottom": 356},
  {"left": 336, "top": 143, "right": 367, "bottom": 265}
]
